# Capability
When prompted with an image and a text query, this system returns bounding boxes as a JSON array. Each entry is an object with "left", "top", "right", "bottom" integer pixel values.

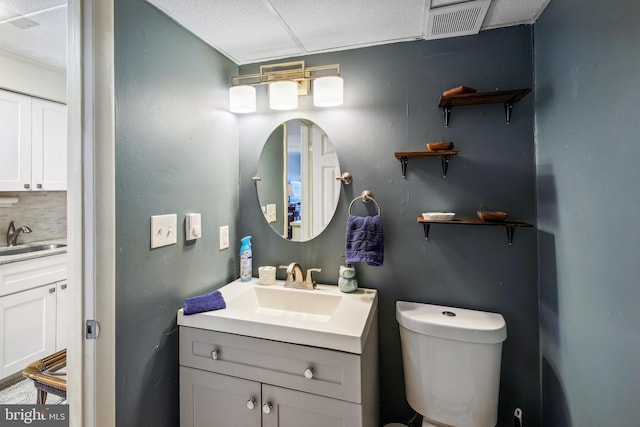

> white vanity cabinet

[
  {"left": 0, "top": 89, "right": 67, "bottom": 191},
  {"left": 0, "top": 253, "right": 67, "bottom": 378},
  {"left": 179, "top": 322, "right": 378, "bottom": 427}
]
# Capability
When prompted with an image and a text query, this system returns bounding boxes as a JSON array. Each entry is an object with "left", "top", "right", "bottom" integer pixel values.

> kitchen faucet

[
  {"left": 6, "top": 221, "right": 32, "bottom": 246},
  {"left": 279, "top": 262, "right": 322, "bottom": 290}
]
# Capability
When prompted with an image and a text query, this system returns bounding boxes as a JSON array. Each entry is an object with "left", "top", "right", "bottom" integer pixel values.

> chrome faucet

[
  {"left": 6, "top": 221, "right": 32, "bottom": 246},
  {"left": 279, "top": 263, "right": 322, "bottom": 290}
]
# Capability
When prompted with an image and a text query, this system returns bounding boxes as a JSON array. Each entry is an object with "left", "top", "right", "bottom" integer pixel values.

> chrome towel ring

[{"left": 348, "top": 191, "right": 381, "bottom": 216}]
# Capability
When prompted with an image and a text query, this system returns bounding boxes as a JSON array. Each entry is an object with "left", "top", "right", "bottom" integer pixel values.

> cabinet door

[
  {"left": 180, "top": 366, "right": 261, "bottom": 427},
  {"left": 55, "top": 281, "right": 68, "bottom": 351},
  {"left": 0, "top": 89, "right": 32, "bottom": 191},
  {"left": 31, "top": 98, "right": 67, "bottom": 191},
  {"left": 0, "top": 285, "right": 57, "bottom": 378},
  {"left": 262, "top": 384, "right": 362, "bottom": 427}
]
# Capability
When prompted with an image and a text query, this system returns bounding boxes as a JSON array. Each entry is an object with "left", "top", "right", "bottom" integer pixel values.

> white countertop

[{"left": 178, "top": 278, "right": 378, "bottom": 354}]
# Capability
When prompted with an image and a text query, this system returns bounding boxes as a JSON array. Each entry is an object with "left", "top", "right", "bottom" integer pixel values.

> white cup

[{"left": 258, "top": 266, "right": 276, "bottom": 285}]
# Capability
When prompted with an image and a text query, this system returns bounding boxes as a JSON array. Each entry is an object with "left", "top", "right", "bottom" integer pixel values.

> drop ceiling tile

[
  {"left": 268, "top": 0, "right": 427, "bottom": 52},
  {"left": 147, "top": 0, "right": 303, "bottom": 64}
]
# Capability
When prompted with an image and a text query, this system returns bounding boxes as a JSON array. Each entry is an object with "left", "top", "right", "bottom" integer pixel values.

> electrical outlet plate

[
  {"left": 219, "top": 225, "right": 229, "bottom": 250},
  {"left": 151, "top": 214, "right": 177, "bottom": 249}
]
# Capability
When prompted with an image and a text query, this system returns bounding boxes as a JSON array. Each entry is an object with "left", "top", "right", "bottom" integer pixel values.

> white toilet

[{"left": 396, "top": 301, "right": 507, "bottom": 427}]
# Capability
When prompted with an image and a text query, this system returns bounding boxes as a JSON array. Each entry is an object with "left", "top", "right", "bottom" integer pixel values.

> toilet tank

[{"left": 396, "top": 301, "right": 507, "bottom": 427}]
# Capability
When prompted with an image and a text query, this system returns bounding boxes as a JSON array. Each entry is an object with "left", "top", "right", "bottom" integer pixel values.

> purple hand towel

[
  {"left": 183, "top": 290, "right": 226, "bottom": 315},
  {"left": 345, "top": 215, "right": 384, "bottom": 266}
]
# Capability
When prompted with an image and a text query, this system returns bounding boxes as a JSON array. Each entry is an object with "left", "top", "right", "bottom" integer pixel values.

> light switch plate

[
  {"left": 185, "top": 213, "right": 202, "bottom": 240},
  {"left": 266, "top": 204, "right": 276, "bottom": 223},
  {"left": 219, "top": 225, "right": 229, "bottom": 250},
  {"left": 151, "top": 214, "right": 177, "bottom": 248}
]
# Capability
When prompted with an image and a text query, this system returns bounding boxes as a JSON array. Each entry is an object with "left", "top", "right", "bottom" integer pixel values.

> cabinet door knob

[
  {"left": 24, "top": 184, "right": 30, "bottom": 189},
  {"left": 246, "top": 398, "right": 256, "bottom": 410},
  {"left": 36, "top": 184, "right": 42, "bottom": 189},
  {"left": 210, "top": 350, "right": 220, "bottom": 360},
  {"left": 304, "top": 368, "right": 314, "bottom": 379},
  {"left": 60, "top": 283, "right": 67, "bottom": 290},
  {"left": 262, "top": 402, "right": 272, "bottom": 414},
  {"left": 49, "top": 287, "right": 56, "bottom": 293}
]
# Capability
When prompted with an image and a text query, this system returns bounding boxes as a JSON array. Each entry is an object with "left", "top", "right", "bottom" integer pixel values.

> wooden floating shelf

[
  {"left": 438, "top": 88, "right": 531, "bottom": 127},
  {"left": 417, "top": 217, "right": 534, "bottom": 245},
  {"left": 394, "top": 150, "right": 460, "bottom": 178}
]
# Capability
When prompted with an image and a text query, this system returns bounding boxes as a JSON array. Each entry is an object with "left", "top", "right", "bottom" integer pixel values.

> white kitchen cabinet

[
  {"left": 31, "top": 98, "right": 67, "bottom": 191},
  {"left": 0, "top": 90, "right": 32, "bottom": 190},
  {"left": 0, "top": 89, "right": 67, "bottom": 191},
  {"left": 0, "top": 284, "right": 57, "bottom": 378},
  {"left": 179, "top": 324, "right": 378, "bottom": 427},
  {"left": 0, "top": 253, "right": 68, "bottom": 379},
  {"left": 55, "top": 280, "right": 68, "bottom": 351}
]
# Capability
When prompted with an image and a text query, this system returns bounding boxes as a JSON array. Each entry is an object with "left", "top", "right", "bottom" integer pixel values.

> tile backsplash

[{"left": 0, "top": 192, "right": 67, "bottom": 246}]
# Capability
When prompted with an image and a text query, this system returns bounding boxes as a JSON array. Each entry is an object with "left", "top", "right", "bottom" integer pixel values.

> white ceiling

[{"left": 0, "top": 0, "right": 550, "bottom": 70}]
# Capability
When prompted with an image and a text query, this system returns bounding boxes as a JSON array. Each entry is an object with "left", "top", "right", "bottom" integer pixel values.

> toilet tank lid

[{"left": 396, "top": 301, "right": 507, "bottom": 344}]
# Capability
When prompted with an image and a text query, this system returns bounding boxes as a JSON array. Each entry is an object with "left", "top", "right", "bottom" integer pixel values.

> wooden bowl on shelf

[
  {"left": 477, "top": 210, "right": 508, "bottom": 221},
  {"left": 426, "top": 141, "right": 454, "bottom": 151}
]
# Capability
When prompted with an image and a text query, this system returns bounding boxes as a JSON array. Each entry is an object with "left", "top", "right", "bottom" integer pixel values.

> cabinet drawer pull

[
  {"left": 24, "top": 184, "right": 30, "bottom": 189},
  {"left": 36, "top": 184, "right": 43, "bottom": 189},
  {"left": 49, "top": 287, "right": 56, "bottom": 293},
  {"left": 211, "top": 350, "right": 220, "bottom": 360},
  {"left": 304, "top": 368, "right": 314, "bottom": 379},
  {"left": 60, "top": 284, "right": 67, "bottom": 290},
  {"left": 246, "top": 398, "right": 256, "bottom": 410},
  {"left": 262, "top": 402, "right": 272, "bottom": 414}
]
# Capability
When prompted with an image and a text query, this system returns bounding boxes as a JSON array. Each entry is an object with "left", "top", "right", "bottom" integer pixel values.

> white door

[
  {"left": 310, "top": 126, "right": 340, "bottom": 237},
  {"left": 32, "top": 99, "right": 67, "bottom": 191},
  {"left": 0, "top": 89, "right": 32, "bottom": 191},
  {"left": 0, "top": 285, "right": 57, "bottom": 378}
]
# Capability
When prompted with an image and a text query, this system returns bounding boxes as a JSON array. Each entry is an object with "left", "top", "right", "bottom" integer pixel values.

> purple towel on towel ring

[
  {"left": 183, "top": 290, "right": 226, "bottom": 315},
  {"left": 345, "top": 214, "right": 384, "bottom": 266}
]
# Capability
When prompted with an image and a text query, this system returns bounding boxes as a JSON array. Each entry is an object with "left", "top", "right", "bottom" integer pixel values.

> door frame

[{"left": 67, "top": 0, "right": 116, "bottom": 426}]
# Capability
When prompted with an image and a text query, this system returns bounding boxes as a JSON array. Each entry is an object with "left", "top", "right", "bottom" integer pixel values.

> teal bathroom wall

[
  {"left": 238, "top": 27, "right": 539, "bottom": 425},
  {"left": 535, "top": 0, "right": 640, "bottom": 425},
  {"left": 113, "top": 0, "right": 239, "bottom": 425}
]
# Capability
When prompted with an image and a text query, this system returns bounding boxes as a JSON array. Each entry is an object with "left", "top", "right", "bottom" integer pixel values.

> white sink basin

[{"left": 177, "top": 278, "right": 378, "bottom": 354}]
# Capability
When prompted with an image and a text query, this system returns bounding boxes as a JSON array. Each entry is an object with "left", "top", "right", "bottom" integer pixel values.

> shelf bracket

[
  {"left": 506, "top": 226, "right": 515, "bottom": 245},
  {"left": 442, "top": 103, "right": 452, "bottom": 127},
  {"left": 399, "top": 156, "right": 409, "bottom": 179},
  {"left": 422, "top": 223, "right": 431, "bottom": 240},
  {"left": 441, "top": 156, "right": 451, "bottom": 178},
  {"left": 504, "top": 100, "right": 514, "bottom": 124}
]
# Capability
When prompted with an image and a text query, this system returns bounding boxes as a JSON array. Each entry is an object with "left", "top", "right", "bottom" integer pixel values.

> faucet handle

[
  {"left": 279, "top": 263, "right": 304, "bottom": 283},
  {"left": 305, "top": 268, "right": 322, "bottom": 286}
]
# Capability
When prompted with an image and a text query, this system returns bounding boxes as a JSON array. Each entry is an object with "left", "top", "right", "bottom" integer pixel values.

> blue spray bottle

[{"left": 240, "top": 236, "right": 252, "bottom": 282}]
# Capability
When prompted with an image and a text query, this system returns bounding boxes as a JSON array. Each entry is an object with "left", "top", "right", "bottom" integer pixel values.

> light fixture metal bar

[{"left": 231, "top": 61, "right": 341, "bottom": 88}]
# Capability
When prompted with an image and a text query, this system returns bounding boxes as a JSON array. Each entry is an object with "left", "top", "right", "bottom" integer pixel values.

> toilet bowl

[{"left": 396, "top": 301, "right": 507, "bottom": 427}]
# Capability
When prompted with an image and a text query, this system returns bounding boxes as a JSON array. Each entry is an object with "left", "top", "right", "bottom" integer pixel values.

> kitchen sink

[{"left": 0, "top": 243, "right": 67, "bottom": 256}]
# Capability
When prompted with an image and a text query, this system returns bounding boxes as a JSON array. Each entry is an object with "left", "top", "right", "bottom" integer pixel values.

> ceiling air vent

[{"left": 425, "top": 0, "right": 491, "bottom": 40}]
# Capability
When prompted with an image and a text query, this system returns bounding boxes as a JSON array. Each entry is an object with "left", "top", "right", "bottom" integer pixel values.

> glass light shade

[
  {"left": 229, "top": 85, "right": 256, "bottom": 113},
  {"left": 313, "top": 76, "right": 343, "bottom": 107},
  {"left": 269, "top": 81, "right": 298, "bottom": 110}
]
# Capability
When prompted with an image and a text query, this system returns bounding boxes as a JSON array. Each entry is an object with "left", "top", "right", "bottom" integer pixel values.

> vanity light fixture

[{"left": 229, "top": 60, "right": 342, "bottom": 113}]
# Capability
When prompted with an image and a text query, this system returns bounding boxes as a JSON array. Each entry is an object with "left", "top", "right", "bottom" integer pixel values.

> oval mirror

[{"left": 256, "top": 119, "right": 341, "bottom": 241}]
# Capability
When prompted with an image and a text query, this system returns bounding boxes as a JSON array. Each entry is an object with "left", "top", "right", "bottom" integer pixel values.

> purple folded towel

[
  {"left": 345, "top": 214, "right": 384, "bottom": 266},
  {"left": 183, "top": 290, "right": 226, "bottom": 315}
]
